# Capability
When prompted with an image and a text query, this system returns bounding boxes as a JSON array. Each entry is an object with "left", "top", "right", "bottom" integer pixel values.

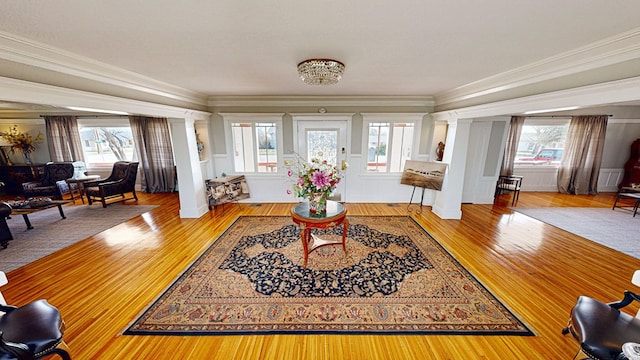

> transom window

[{"left": 362, "top": 114, "right": 422, "bottom": 174}]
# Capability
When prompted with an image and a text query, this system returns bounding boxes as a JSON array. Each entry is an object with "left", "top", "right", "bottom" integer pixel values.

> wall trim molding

[
  {"left": 0, "top": 76, "right": 211, "bottom": 120},
  {"left": 0, "top": 31, "right": 208, "bottom": 107},
  {"left": 208, "top": 95, "right": 435, "bottom": 108},
  {"left": 431, "top": 76, "right": 640, "bottom": 120},
  {"left": 435, "top": 28, "right": 640, "bottom": 107}
]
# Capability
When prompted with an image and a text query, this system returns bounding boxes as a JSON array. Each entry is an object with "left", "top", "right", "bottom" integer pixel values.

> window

[
  {"left": 223, "top": 114, "right": 283, "bottom": 173},
  {"left": 514, "top": 119, "right": 569, "bottom": 166},
  {"left": 78, "top": 120, "right": 135, "bottom": 167},
  {"left": 362, "top": 114, "right": 421, "bottom": 173}
]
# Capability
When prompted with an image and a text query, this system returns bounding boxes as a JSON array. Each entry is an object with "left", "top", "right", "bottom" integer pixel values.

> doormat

[{"left": 125, "top": 216, "right": 533, "bottom": 336}]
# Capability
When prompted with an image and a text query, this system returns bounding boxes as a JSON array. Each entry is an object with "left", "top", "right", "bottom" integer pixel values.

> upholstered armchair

[
  {"left": 0, "top": 272, "right": 71, "bottom": 359},
  {"left": 21, "top": 162, "right": 75, "bottom": 200},
  {"left": 84, "top": 161, "right": 139, "bottom": 207},
  {"left": 0, "top": 202, "right": 12, "bottom": 249},
  {"left": 563, "top": 270, "right": 640, "bottom": 359}
]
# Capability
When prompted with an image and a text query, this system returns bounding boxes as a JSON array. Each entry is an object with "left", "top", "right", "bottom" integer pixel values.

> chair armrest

[
  {"left": 0, "top": 335, "right": 31, "bottom": 359},
  {"left": 83, "top": 179, "right": 103, "bottom": 187},
  {"left": 21, "top": 181, "right": 44, "bottom": 190},
  {"left": 0, "top": 304, "right": 17, "bottom": 312},
  {"left": 97, "top": 180, "right": 123, "bottom": 187},
  {"left": 608, "top": 290, "right": 640, "bottom": 310},
  {"left": 0, "top": 202, "right": 11, "bottom": 218}
]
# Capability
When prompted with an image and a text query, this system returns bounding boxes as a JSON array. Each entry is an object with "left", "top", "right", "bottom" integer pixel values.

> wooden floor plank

[{"left": 1, "top": 191, "right": 638, "bottom": 359}]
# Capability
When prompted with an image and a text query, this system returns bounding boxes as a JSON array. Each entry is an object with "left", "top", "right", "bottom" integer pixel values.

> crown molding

[
  {"left": 431, "top": 76, "right": 640, "bottom": 120},
  {"left": 0, "top": 31, "right": 208, "bottom": 107},
  {"left": 0, "top": 76, "right": 211, "bottom": 120},
  {"left": 435, "top": 27, "right": 640, "bottom": 107},
  {"left": 208, "top": 95, "right": 435, "bottom": 108},
  {"left": 288, "top": 113, "right": 356, "bottom": 120},
  {"left": 218, "top": 113, "right": 285, "bottom": 119}
]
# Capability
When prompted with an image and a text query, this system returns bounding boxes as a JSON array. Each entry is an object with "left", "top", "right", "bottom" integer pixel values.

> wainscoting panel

[
  {"left": 514, "top": 167, "right": 623, "bottom": 193},
  {"left": 514, "top": 167, "right": 559, "bottom": 192},
  {"left": 598, "top": 168, "right": 624, "bottom": 192}
]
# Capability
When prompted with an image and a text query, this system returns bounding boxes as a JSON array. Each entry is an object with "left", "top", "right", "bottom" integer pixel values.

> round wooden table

[
  {"left": 65, "top": 175, "right": 101, "bottom": 203},
  {"left": 291, "top": 200, "right": 348, "bottom": 267}
]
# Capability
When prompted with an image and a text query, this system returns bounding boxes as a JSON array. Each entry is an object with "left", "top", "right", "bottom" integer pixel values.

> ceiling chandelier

[{"left": 297, "top": 59, "right": 345, "bottom": 85}]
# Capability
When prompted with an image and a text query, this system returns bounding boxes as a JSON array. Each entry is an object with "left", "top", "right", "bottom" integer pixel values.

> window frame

[
  {"left": 513, "top": 118, "right": 570, "bottom": 168},
  {"left": 77, "top": 118, "right": 136, "bottom": 170},
  {"left": 360, "top": 113, "right": 424, "bottom": 175},
  {"left": 221, "top": 113, "right": 284, "bottom": 175}
]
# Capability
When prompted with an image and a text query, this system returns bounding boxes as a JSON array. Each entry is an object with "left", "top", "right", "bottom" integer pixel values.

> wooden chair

[
  {"left": 494, "top": 175, "right": 523, "bottom": 206},
  {"left": 84, "top": 161, "right": 139, "bottom": 208},
  {"left": 21, "top": 162, "right": 74, "bottom": 200},
  {"left": 562, "top": 270, "right": 640, "bottom": 360},
  {"left": 0, "top": 271, "right": 71, "bottom": 359}
]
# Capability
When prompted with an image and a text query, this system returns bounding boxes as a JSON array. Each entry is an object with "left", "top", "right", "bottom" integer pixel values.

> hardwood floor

[{"left": 2, "top": 191, "right": 638, "bottom": 359}]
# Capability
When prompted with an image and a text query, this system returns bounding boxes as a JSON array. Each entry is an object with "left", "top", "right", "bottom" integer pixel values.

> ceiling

[{"left": 1, "top": 0, "right": 640, "bottom": 103}]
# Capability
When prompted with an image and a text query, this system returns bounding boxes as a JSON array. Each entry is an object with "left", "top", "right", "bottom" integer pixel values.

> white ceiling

[{"left": 1, "top": 0, "right": 640, "bottom": 99}]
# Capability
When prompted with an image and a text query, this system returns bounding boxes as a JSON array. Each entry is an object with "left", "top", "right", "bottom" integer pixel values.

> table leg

[
  {"left": 21, "top": 214, "right": 33, "bottom": 229},
  {"left": 57, "top": 204, "right": 67, "bottom": 219},
  {"left": 302, "top": 228, "right": 310, "bottom": 268},
  {"left": 341, "top": 219, "right": 349, "bottom": 253},
  {"left": 78, "top": 182, "right": 86, "bottom": 204},
  {"left": 68, "top": 184, "right": 76, "bottom": 203},
  {"left": 613, "top": 192, "right": 622, "bottom": 210}
]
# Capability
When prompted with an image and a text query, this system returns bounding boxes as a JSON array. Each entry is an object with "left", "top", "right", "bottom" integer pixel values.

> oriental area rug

[{"left": 125, "top": 216, "right": 533, "bottom": 336}]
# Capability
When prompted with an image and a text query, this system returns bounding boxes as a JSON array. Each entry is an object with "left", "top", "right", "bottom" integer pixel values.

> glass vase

[
  {"left": 23, "top": 150, "right": 32, "bottom": 165},
  {"left": 308, "top": 192, "right": 328, "bottom": 216}
]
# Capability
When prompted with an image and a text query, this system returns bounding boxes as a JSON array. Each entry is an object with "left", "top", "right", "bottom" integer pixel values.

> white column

[
  {"left": 169, "top": 118, "right": 209, "bottom": 218},
  {"left": 432, "top": 118, "right": 472, "bottom": 219}
]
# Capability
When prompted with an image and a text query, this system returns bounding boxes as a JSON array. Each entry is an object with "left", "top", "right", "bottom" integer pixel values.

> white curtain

[{"left": 557, "top": 115, "right": 608, "bottom": 194}]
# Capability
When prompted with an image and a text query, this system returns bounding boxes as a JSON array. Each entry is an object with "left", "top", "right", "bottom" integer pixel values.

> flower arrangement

[
  {"left": 287, "top": 153, "right": 345, "bottom": 214},
  {"left": 0, "top": 125, "right": 43, "bottom": 153}
]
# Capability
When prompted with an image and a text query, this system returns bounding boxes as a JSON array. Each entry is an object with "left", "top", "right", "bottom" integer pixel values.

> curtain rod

[
  {"left": 523, "top": 114, "right": 613, "bottom": 118},
  {"left": 40, "top": 115, "right": 130, "bottom": 119}
]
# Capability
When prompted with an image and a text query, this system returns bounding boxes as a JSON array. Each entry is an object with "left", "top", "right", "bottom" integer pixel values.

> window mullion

[{"left": 386, "top": 125, "right": 395, "bottom": 173}]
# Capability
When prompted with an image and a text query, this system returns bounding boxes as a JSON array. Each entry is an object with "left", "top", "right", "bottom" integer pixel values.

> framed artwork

[
  {"left": 205, "top": 175, "right": 250, "bottom": 208},
  {"left": 400, "top": 160, "right": 447, "bottom": 191}
]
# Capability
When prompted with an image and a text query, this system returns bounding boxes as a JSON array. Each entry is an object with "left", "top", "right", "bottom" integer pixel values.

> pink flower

[
  {"left": 287, "top": 170, "right": 292, "bottom": 176},
  {"left": 286, "top": 189, "right": 292, "bottom": 194},
  {"left": 311, "top": 170, "right": 330, "bottom": 188}
]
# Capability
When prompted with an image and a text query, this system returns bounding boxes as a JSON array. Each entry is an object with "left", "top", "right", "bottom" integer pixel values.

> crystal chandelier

[{"left": 297, "top": 59, "right": 345, "bottom": 85}]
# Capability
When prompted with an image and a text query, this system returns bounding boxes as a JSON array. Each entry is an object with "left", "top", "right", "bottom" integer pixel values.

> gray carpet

[
  {"left": 1, "top": 204, "right": 158, "bottom": 272},
  {"left": 513, "top": 207, "right": 640, "bottom": 259}
]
